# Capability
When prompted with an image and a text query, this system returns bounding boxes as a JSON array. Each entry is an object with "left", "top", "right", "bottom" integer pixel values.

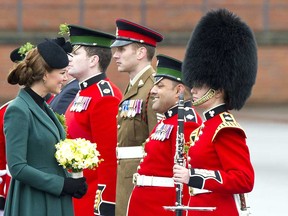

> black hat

[
  {"left": 155, "top": 54, "right": 182, "bottom": 84},
  {"left": 182, "top": 8, "right": 258, "bottom": 110},
  {"left": 37, "top": 39, "right": 69, "bottom": 69},
  {"left": 10, "top": 42, "right": 35, "bottom": 63},
  {"left": 51, "top": 37, "right": 72, "bottom": 53},
  {"left": 111, "top": 19, "right": 163, "bottom": 47},
  {"left": 10, "top": 48, "right": 23, "bottom": 63},
  {"left": 68, "top": 24, "right": 115, "bottom": 48}
]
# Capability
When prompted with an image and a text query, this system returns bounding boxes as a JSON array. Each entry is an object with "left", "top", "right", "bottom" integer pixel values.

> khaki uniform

[{"left": 116, "top": 67, "right": 158, "bottom": 216}]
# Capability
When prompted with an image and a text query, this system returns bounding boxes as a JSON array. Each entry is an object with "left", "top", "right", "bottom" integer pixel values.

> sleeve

[
  {"left": 4, "top": 105, "right": 64, "bottom": 196},
  {"left": 188, "top": 128, "right": 254, "bottom": 194}
]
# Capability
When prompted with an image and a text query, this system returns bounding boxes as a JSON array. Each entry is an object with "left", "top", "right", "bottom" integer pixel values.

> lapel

[
  {"left": 45, "top": 103, "right": 66, "bottom": 140},
  {"left": 19, "top": 89, "right": 65, "bottom": 141},
  {"left": 121, "top": 67, "right": 155, "bottom": 103}
]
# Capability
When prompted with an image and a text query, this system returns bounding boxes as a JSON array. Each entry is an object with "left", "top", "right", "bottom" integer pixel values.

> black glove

[
  {"left": 0, "top": 196, "right": 5, "bottom": 210},
  {"left": 73, "top": 181, "right": 88, "bottom": 199},
  {"left": 61, "top": 177, "right": 87, "bottom": 198}
]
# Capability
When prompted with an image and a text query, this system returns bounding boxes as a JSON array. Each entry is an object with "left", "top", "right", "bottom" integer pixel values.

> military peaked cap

[
  {"left": 111, "top": 18, "right": 163, "bottom": 47},
  {"left": 155, "top": 54, "right": 182, "bottom": 84},
  {"left": 68, "top": 24, "right": 115, "bottom": 48}
]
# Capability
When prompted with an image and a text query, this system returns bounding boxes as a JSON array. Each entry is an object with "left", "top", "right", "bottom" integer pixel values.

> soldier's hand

[{"left": 173, "top": 164, "right": 190, "bottom": 184}]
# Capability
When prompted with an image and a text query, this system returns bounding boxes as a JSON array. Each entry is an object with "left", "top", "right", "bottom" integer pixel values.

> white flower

[{"left": 55, "top": 138, "right": 102, "bottom": 172}]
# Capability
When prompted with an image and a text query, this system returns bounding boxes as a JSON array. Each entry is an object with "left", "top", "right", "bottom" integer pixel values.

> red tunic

[
  {"left": 65, "top": 74, "right": 122, "bottom": 216},
  {"left": 0, "top": 102, "right": 12, "bottom": 210},
  {"left": 187, "top": 106, "right": 254, "bottom": 216},
  {"left": 128, "top": 102, "right": 202, "bottom": 216}
]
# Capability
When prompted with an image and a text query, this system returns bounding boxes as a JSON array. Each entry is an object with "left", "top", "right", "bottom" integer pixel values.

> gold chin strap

[
  {"left": 192, "top": 88, "right": 216, "bottom": 106},
  {"left": 72, "top": 45, "right": 81, "bottom": 53}
]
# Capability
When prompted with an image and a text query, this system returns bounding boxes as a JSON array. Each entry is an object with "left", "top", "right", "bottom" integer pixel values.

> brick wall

[
  {"left": 1, "top": 1, "right": 288, "bottom": 105},
  {"left": 1, "top": 45, "right": 288, "bottom": 105},
  {"left": 2, "top": 1, "right": 288, "bottom": 32}
]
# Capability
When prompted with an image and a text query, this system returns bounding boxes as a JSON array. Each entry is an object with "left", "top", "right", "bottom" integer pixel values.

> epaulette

[
  {"left": 212, "top": 112, "right": 245, "bottom": 141},
  {"left": 97, "top": 80, "right": 114, "bottom": 97},
  {"left": 184, "top": 106, "right": 197, "bottom": 122}
]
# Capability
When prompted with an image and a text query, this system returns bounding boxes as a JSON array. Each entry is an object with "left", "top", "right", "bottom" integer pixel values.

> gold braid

[{"left": 192, "top": 88, "right": 216, "bottom": 106}]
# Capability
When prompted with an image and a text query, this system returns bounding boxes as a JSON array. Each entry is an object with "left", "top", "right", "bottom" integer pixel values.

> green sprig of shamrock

[{"left": 18, "top": 42, "right": 35, "bottom": 57}]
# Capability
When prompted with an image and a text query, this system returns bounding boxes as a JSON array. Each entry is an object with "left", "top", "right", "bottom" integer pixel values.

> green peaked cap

[
  {"left": 68, "top": 24, "right": 115, "bottom": 48},
  {"left": 155, "top": 54, "right": 183, "bottom": 84}
]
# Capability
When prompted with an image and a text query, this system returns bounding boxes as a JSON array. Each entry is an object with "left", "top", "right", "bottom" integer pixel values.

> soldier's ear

[
  {"left": 89, "top": 55, "right": 99, "bottom": 66},
  {"left": 176, "top": 83, "right": 185, "bottom": 93},
  {"left": 136, "top": 46, "right": 147, "bottom": 60}
]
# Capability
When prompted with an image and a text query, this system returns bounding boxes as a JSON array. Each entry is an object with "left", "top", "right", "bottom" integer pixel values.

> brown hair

[
  {"left": 132, "top": 43, "right": 156, "bottom": 61},
  {"left": 83, "top": 46, "right": 112, "bottom": 72},
  {"left": 7, "top": 48, "right": 53, "bottom": 87}
]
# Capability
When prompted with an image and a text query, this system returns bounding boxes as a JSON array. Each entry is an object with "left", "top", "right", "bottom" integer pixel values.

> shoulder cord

[{"left": 141, "top": 90, "right": 151, "bottom": 124}]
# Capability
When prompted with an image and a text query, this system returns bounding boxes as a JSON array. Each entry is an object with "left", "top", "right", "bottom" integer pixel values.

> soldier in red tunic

[
  {"left": 0, "top": 102, "right": 11, "bottom": 214},
  {"left": 127, "top": 54, "right": 202, "bottom": 216},
  {"left": 64, "top": 25, "right": 123, "bottom": 216},
  {"left": 173, "top": 8, "right": 257, "bottom": 216}
]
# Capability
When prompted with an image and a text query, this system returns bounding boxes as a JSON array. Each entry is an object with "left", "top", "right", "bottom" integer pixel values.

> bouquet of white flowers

[{"left": 55, "top": 138, "right": 102, "bottom": 178}]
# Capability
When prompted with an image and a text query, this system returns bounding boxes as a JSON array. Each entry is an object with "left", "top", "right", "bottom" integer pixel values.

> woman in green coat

[{"left": 3, "top": 39, "right": 87, "bottom": 216}]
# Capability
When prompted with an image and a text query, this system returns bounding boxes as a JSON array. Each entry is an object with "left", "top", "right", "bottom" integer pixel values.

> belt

[
  {"left": 116, "top": 146, "right": 144, "bottom": 159},
  {"left": 133, "top": 173, "right": 174, "bottom": 187},
  {"left": 189, "top": 187, "right": 211, "bottom": 196},
  {"left": 0, "top": 170, "right": 7, "bottom": 176}
]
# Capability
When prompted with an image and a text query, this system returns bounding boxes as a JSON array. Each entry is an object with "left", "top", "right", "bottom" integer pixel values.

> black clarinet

[
  {"left": 174, "top": 92, "right": 185, "bottom": 216},
  {"left": 163, "top": 93, "right": 216, "bottom": 213}
]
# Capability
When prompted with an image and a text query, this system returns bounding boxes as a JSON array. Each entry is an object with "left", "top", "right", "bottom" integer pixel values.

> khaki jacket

[{"left": 116, "top": 67, "right": 158, "bottom": 216}]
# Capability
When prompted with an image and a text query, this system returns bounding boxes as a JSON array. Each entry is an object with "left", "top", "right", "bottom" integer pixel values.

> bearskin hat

[{"left": 182, "top": 8, "right": 258, "bottom": 110}]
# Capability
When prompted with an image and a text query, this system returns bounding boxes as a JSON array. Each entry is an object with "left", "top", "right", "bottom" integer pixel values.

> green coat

[{"left": 4, "top": 89, "right": 74, "bottom": 216}]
